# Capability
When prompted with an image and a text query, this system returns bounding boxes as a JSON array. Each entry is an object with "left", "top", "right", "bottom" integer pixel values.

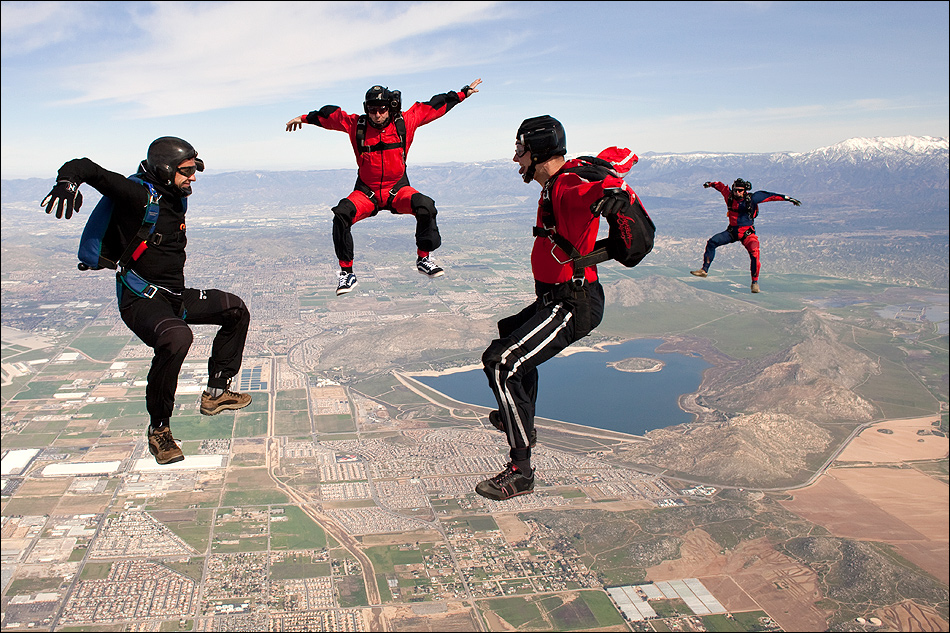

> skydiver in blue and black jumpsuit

[{"left": 690, "top": 178, "right": 801, "bottom": 293}]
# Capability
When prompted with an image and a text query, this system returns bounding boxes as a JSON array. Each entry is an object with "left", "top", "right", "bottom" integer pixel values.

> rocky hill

[
  {"left": 619, "top": 412, "right": 833, "bottom": 486},
  {"left": 698, "top": 310, "right": 878, "bottom": 423},
  {"left": 603, "top": 278, "right": 881, "bottom": 486}
]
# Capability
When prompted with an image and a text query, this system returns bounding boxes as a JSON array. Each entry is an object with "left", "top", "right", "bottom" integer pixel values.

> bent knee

[
  {"left": 222, "top": 303, "right": 250, "bottom": 329},
  {"left": 410, "top": 193, "right": 437, "bottom": 218},
  {"left": 332, "top": 199, "right": 358, "bottom": 224},
  {"left": 482, "top": 340, "right": 514, "bottom": 370},
  {"left": 155, "top": 323, "right": 193, "bottom": 357}
]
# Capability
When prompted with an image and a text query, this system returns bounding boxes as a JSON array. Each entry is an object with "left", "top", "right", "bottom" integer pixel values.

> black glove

[
  {"left": 41, "top": 180, "right": 83, "bottom": 219},
  {"left": 590, "top": 188, "right": 630, "bottom": 217},
  {"left": 703, "top": 182, "right": 712, "bottom": 188},
  {"left": 786, "top": 196, "right": 801, "bottom": 207}
]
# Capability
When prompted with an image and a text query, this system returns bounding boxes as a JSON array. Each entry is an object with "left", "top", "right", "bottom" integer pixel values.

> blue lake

[{"left": 414, "top": 338, "right": 710, "bottom": 436}]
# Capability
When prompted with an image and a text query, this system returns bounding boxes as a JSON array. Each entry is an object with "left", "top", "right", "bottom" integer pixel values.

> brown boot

[
  {"left": 751, "top": 282, "right": 760, "bottom": 293},
  {"left": 200, "top": 389, "right": 252, "bottom": 416},
  {"left": 148, "top": 426, "right": 184, "bottom": 464},
  {"left": 690, "top": 269, "right": 708, "bottom": 278}
]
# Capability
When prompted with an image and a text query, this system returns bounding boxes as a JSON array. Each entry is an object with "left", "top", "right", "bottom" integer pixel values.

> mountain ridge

[{"left": 3, "top": 135, "right": 947, "bottom": 235}]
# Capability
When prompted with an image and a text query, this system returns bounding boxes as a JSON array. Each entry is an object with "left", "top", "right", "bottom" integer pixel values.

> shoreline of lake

[{"left": 407, "top": 338, "right": 710, "bottom": 437}]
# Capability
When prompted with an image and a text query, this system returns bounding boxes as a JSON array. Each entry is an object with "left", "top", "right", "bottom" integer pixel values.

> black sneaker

[
  {"left": 475, "top": 463, "right": 535, "bottom": 501},
  {"left": 416, "top": 256, "right": 444, "bottom": 277},
  {"left": 336, "top": 271, "right": 358, "bottom": 295},
  {"left": 488, "top": 411, "right": 536, "bottom": 447},
  {"left": 148, "top": 426, "right": 184, "bottom": 465}
]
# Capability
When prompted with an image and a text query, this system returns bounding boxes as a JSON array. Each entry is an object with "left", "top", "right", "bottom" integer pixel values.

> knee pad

[
  {"left": 410, "top": 193, "right": 437, "bottom": 219},
  {"left": 332, "top": 198, "right": 358, "bottom": 225},
  {"left": 221, "top": 304, "right": 250, "bottom": 330},
  {"left": 155, "top": 323, "right": 193, "bottom": 359}
]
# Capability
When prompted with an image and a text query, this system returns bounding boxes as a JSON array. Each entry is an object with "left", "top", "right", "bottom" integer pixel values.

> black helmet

[
  {"left": 732, "top": 178, "right": 752, "bottom": 191},
  {"left": 516, "top": 115, "right": 566, "bottom": 183},
  {"left": 363, "top": 85, "right": 401, "bottom": 114},
  {"left": 144, "top": 136, "right": 204, "bottom": 187}
]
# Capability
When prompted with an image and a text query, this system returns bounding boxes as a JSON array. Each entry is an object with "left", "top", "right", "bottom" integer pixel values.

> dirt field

[
  {"left": 837, "top": 416, "right": 947, "bottom": 463},
  {"left": 777, "top": 416, "right": 949, "bottom": 631},
  {"left": 876, "top": 601, "right": 949, "bottom": 633},
  {"left": 782, "top": 416, "right": 949, "bottom": 587},
  {"left": 81, "top": 445, "right": 133, "bottom": 462},
  {"left": 90, "top": 386, "right": 127, "bottom": 398},
  {"left": 383, "top": 602, "right": 480, "bottom": 632},
  {"left": 646, "top": 529, "right": 830, "bottom": 632},
  {"left": 495, "top": 514, "right": 531, "bottom": 543},
  {"left": 644, "top": 416, "right": 949, "bottom": 632}
]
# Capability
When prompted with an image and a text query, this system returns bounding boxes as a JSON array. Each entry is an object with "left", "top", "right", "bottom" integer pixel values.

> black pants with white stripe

[{"left": 482, "top": 280, "right": 604, "bottom": 468}]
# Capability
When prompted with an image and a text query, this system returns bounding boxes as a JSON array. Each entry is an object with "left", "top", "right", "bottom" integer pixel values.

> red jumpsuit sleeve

[
  {"left": 304, "top": 106, "right": 358, "bottom": 134},
  {"left": 401, "top": 89, "right": 467, "bottom": 137},
  {"left": 709, "top": 181, "right": 731, "bottom": 201}
]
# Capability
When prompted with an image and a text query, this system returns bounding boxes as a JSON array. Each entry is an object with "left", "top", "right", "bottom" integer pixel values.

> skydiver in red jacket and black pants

[
  {"left": 286, "top": 79, "right": 482, "bottom": 295},
  {"left": 476, "top": 115, "right": 642, "bottom": 501},
  {"left": 690, "top": 178, "right": 800, "bottom": 293}
]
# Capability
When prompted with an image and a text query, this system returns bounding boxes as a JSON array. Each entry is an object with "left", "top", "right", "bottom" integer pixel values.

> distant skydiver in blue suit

[{"left": 690, "top": 179, "right": 801, "bottom": 293}]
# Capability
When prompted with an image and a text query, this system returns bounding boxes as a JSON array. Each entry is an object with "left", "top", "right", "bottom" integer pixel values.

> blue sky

[{"left": 1, "top": 1, "right": 947, "bottom": 179}]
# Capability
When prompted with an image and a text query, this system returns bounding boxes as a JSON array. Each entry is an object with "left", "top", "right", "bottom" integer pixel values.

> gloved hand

[
  {"left": 41, "top": 180, "right": 83, "bottom": 219},
  {"left": 590, "top": 187, "right": 630, "bottom": 217},
  {"left": 786, "top": 196, "right": 801, "bottom": 207},
  {"left": 703, "top": 182, "right": 712, "bottom": 188}
]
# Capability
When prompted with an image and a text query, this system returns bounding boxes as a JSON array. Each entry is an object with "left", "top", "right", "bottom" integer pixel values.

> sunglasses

[{"left": 367, "top": 106, "right": 388, "bottom": 115}]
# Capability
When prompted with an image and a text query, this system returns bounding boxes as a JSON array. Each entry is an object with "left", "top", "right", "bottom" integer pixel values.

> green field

[{"left": 270, "top": 505, "right": 328, "bottom": 550}]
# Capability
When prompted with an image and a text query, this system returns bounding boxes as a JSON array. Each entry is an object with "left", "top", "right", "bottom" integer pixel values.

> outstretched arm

[
  {"left": 41, "top": 158, "right": 147, "bottom": 219},
  {"left": 752, "top": 191, "right": 801, "bottom": 206},
  {"left": 406, "top": 79, "right": 484, "bottom": 128},
  {"left": 286, "top": 105, "right": 354, "bottom": 133},
  {"left": 703, "top": 181, "right": 731, "bottom": 201}
]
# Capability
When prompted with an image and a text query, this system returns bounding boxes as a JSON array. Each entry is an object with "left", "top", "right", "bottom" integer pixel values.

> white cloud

[
  {"left": 0, "top": 1, "right": 84, "bottom": 56},
  {"left": 51, "top": 1, "right": 507, "bottom": 117}
]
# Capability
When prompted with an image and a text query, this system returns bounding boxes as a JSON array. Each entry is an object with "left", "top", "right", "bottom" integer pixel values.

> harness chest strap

[
  {"left": 117, "top": 181, "right": 161, "bottom": 267},
  {"left": 355, "top": 113, "right": 407, "bottom": 154},
  {"left": 533, "top": 226, "right": 611, "bottom": 277}
]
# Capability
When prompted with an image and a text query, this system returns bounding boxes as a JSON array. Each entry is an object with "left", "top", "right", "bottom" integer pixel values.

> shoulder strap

[
  {"left": 535, "top": 160, "right": 613, "bottom": 276},
  {"left": 116, "top": 178, "right": 161, "bottom": 271}
]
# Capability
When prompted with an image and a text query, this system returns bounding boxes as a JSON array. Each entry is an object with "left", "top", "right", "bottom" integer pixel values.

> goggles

[
  {"left": 176, "top": 158, "right": 204, "bottom": 177},
  {"left": 515, "top": 141, "right": 528, "bottom": 158}
]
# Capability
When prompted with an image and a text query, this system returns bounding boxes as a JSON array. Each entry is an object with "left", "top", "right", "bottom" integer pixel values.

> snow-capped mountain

[
  {"left": 805, "top": 135, "right": 948, "bottom": 164},
  {"left": 633, "top": 135, "right": 948, "bottom": 183},
  {"left": 3, "top": 136, "right": 947, "bottom": 234},
  {"left": 625, "top": 136, "right": 948, "bottom": 233}
]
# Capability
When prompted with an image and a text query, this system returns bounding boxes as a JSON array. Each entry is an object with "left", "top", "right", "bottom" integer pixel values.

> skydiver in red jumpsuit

[{"left": 286, "top": 79, "right": 482, "bottom": 295}]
